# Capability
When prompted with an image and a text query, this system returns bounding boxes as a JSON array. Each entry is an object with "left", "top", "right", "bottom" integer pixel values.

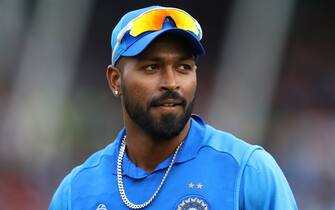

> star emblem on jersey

[
  {"left": 188, "top": 182, "right": 203, "bottom": 189},
  {"left": 96, "top": 204, "right": 107, "bottom": 210},
  {"left": 197, "top": 183, "right": 203, "bottom": 189},
  {"left": 177, "top": 196, "right": 209, "bottom": 210},
  {"left": 188, "top": 182, "right": 195, "bottom": 188}
]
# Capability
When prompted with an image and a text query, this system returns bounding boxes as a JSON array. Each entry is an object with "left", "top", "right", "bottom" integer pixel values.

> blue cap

[{"left": 111, "top": 5, "right": 205, "bottom": 66}]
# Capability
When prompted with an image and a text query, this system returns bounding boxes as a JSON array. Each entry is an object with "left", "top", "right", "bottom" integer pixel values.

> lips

[
  {"left": 149, "top": 92, "right": 187, "bottom": 110},
  {"left": 154, "top": 99, "right": 183, "bottom": 107}
]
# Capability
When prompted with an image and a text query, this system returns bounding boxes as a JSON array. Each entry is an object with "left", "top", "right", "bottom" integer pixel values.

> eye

[
  {"left": 143, "top": 64, "right": 159, "bottom": 72},
  {"left": 176, "top": 64, "right": 192, "bottom": 72}
]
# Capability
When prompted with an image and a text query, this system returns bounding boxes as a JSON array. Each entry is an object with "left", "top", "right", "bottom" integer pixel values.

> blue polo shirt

[{"left": 49, "top": 115, "right": 297, "bottom": 210}]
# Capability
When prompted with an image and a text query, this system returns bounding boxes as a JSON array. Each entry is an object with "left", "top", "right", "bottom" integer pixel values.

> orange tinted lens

[
  {"left": 129, "top": 9, "right": 198, "bottom": 37},
  {"left": 130, "top": 10, "right": 166, "bottom": 36},
  {"left": 168, "top": 10, "right": 198, "bottom": 35}
]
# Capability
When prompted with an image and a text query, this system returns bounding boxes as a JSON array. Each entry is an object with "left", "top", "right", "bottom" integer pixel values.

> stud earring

[{"left": 114, "top": 90, "right": 119, "bottom": 96}]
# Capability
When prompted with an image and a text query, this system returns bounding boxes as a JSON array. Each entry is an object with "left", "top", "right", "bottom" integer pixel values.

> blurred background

[{"left": 1, "top": 0, "right": 335, "bottom": 209}]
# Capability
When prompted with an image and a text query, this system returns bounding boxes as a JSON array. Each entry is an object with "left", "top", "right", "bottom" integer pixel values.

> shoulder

[
  {"left": 193, "top": 117, "right": 297, "bottom": 209},
  {"left": 69, "top": 141, "right": 117, "bottom": 181},
  {"left": 240, "top": 147, "right": 298, "bottom": 209},
  {"left": 245, "top": 148, "right": 281, "bottom": 174},
  {"left": 242, "top": 148, "right": 286, "bottom": 191},
  {"left": 49, "top": 141, "right": 118, "bottom": 209},
  {"left": 200, "top": 119, "right": 262, "bottom": 167}
]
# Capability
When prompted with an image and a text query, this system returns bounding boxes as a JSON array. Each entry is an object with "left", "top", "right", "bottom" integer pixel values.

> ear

[{"left": 106, "top": 64, "right": 121, "bottom": 96}]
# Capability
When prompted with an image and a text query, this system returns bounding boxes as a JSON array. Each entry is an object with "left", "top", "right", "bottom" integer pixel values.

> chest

[{"left": 72, "top": 152, "right": 240, "bottom": 210}]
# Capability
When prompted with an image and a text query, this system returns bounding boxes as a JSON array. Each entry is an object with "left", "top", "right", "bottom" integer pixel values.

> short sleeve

[
  {"left": 49, "top": 174, "right": 71, "bottom": 210},
  {"left": 239, "top": 149, "right": 298, "bottom": 210}
]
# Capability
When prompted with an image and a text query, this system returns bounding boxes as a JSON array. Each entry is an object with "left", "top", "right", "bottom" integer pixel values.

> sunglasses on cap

[{"left": 112, "top": 7, "right": 203, "bottom": 65}]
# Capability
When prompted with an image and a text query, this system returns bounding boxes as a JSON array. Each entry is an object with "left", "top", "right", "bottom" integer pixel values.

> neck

[{"left": 123, "top": 117, "right": 191, "bottom": 173}]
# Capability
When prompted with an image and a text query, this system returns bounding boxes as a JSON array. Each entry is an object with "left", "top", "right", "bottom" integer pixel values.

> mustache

[{"left": 149, "top": 91, "right": 187, "bottom": 107}]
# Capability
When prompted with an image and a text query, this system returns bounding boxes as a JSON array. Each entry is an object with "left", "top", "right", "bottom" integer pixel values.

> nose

[{"left": 160, "top": 67, "right": 180, "bottom": 92}]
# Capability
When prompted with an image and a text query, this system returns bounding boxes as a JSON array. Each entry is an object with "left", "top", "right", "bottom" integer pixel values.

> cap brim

[{"left": 122, "top": 28, "right": 205, "bottom": 57}]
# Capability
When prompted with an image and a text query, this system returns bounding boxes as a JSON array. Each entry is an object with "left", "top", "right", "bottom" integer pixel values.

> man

[{"left": 49, "top": 5, "right": 298, "bottom": 210}]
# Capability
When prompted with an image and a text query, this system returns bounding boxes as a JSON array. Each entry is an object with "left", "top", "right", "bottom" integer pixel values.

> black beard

[{"left": 122, "top": 84, "right": 195, "bottom": 141}]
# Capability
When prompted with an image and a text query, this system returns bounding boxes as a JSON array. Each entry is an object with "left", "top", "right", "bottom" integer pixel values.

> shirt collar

[
  {"left": 175, "top": 114, "right": 206, "bottom": 163},
  {"left": 111, "top": 114, "right": 207, "bottom": 179}
]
